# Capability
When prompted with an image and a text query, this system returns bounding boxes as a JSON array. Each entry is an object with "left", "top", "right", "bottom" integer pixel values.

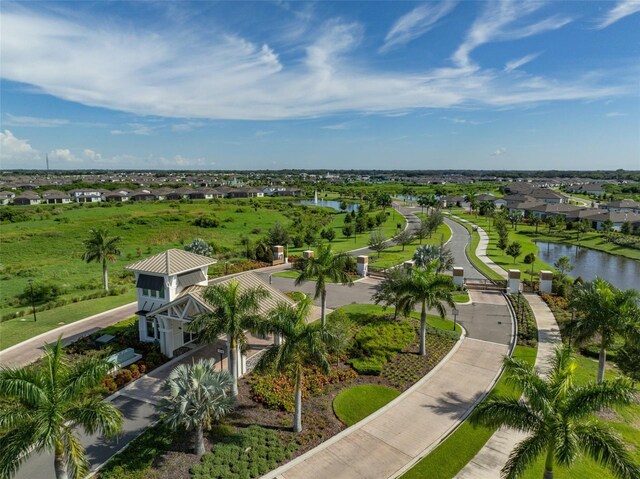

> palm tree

[
  {"left": 82, "top": 228, "right": 122, "bottom": 291},
  {"left": 397, "top": 266, "right": 456, "bottom": 356},
  {"left": 373, "top": 267, "right": 410, "bottom": 320},
  {"left": 255, "top": 297, "right": 336, "bottom": 432},
  {"left": 471, "top": 347, "right": 639, "bottom": 479},
  {"left": 187, "top": 281, "right": 269, "bottom": 395},
  {"left": 413, "top": 244, "right": 454, "bottom": 273},
  {"left": 568, "top": 278, "right": 639, "bottom": 383},
  {"left": 295, "top": 242, "right": 353, "bottom": 328},
  {"left": 159, "top": 358, "right": 234, "bottom": 455},
  {"left": 0, "top": 338, "right": 123, "bottom": 479}
]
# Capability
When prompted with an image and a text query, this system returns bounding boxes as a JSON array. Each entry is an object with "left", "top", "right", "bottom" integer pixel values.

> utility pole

[{"left": 46, "top": 153, "right": 49, "bottom": 171}]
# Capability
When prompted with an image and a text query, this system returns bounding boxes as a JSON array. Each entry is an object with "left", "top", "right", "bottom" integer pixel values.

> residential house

[
  {"left": 41, "top": 189, "right": 71, "bottom": 204},
  {"left": 588, "top": 211, "right": 640, "bottom": 231},
  {"left": 70, "top": 189, "right": 103, "bottom": 203},
  {"left": 527, "top": 189, "right": 568, "bottom": 204},
  {"left": 153, "top": 187, "right": 175, "bottom": 201},
  {"left": 439, "top": 195, "right": 466, "bottom": 208},
  {"left": 13, "top": 192, "right": 41, "bottom": 206},
  {"left": 103, "top": 191, "right": 131, "bottom": 202},
  {"left": 601, "top": 199, "right": 640, "bottom": 214},
  {"left": 130, "top": 189, "right": 157, "bottom": 201},
  {"left": 0, "top": 191, "right": 16, "bottom": 205},
  {"left": 567, "top": 183, "right": 607, "bottom": 196}
]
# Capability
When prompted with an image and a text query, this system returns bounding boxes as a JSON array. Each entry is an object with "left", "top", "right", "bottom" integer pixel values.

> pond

[
  {"left": 296, "top": 199, "right": 360, "bottom": 212},
  {"left": 536, "top": 241, "right": 640, "bottom": 291}
]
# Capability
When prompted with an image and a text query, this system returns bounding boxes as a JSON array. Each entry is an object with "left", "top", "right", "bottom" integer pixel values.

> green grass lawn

[
  {"left": 331, "top": 303, "right": 462, "bottom": 336},
  {"left": 333, "top": 384, "right": 400, "bottom": 426},
  {"left": 368, "top": 222, "right": 451, "bottom": 270},
  {"left": 453, "top": 291, "right": 469, "bottom": 303},
  {"left": 0, "top": 290, "right": 137, "bottom": 350},
  {"left": 402, "top": 345, "right": 537, "bottom": 479},
  {"left": 287, "top": 207, "right": 405, "bottom": 256}
]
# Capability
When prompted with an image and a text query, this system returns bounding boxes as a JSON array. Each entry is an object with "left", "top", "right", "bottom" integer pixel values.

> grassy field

[
  {"left": 0, "top": 290, "right": 137, "bottom": 350},
  {"left": 333, "top": 384, "right": 400, "bottom": 426}
]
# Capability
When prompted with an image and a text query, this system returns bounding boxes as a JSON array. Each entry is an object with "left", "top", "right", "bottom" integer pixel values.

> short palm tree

[
  {"left": 568, "top": 277, "right": 639, "bottom": 383},
  {"left": 0, "top": 338, "right": 123, "bottom": 479},
  {"left": 471, "top": 347, "right": 639, "bottom": 479},
  {"left": 255, "top": 297, "right": 336, "bottom": 432},
  {"left": 295, "top": 242, "right": 353, "bottom": 328},
  {"left": 413, "top": 244, "right": 454, "bottom": 273},
  {"left": 372, "top": 267, "right": 410, "bottom": 320},
  {"left": 397, "top": 266, "right": 456, "bottom": 356},
  {"left": 187, "top": 281, "right": 269, "bottom": 396},
  {"left": 159, "top": 358, "right": 234, "bottom": 455},
  {"left": 81, "top": 227, "right": 122, "bottom": 291}
]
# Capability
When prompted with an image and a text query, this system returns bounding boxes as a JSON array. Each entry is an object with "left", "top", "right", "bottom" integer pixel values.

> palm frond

[
  {"left": 470, "top": 396, "right": 540, "bottom": 432},
  {"left": 576, "top": 422, "right": 640, "bottom": 479},
  {"left": 61, "top": 426, "right": 90, "bottom": 479},
  {"left": 502, "top": 429, "right": 549, "bottom": 479},
  {"left": 565, "top": 377, "right": 637, "bottom": 420},
  {"left": 67, "top": 398, "right": 123, "bottom": 440},
  {"left": 0, "top": 424, "right": 42, "bottom": 478}
]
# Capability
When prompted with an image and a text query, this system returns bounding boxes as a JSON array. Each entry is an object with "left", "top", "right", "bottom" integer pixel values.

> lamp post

[
  {"left": 28, "top": 278, "right": 37, "bottom": 322},
  {"left": 452, "top": 307, "right": 459, "bottom": 332},
  {"left": 217, "top": 348, "right": 225, "bottom": 371}
]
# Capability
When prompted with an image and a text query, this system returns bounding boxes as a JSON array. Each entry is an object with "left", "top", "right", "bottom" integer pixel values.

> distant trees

[
  {"left": 82, "top": 228, "right": 122, "bottom": 291},
  {"left": 394, "top": 229, "right": 414, "bottom": 251},
  {"left": 267, "top": 222, "right": 290, "bottom": 247},
  {"left": 368, "top": 229, "right": 388, "bottom": 258}
]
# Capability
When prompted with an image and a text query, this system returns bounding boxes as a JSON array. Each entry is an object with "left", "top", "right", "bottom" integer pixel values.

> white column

[
  {"left": 356, "top": 255, "right": 368, "bottom": 276},
  {"left": 539, "top": 270, "right": 553, "bottom": 293},
  {"left": 508, "top": 269, "right": 521, "bottom": 294},
  {"left": 452, "top": 267, "right": 464, "bottom": 287}
]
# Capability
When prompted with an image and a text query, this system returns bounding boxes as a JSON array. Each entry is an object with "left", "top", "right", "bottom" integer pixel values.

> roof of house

[
  {"left": 475, "top": 194, "right": 497, "bottom": 201},
  {"left": 41, "top": 189, "right": 70, "bottom": 199},
  {"left": 528, "top": 189, "right": 567, "bottom": 200},
  {"left": 588, "top": 211, "right": 640, "bottom": 224},
  {"left": 14, "top": 192, "right": 41, "bottom": 199},
  {"left": 147, "top": 271, "right": 294, "bottom": 318},
  {"left": 603, "top": 199, "right": 640, "bottom": 208},
  {"left": 126, "top": 249, "right": 217, "bottom": 275}
]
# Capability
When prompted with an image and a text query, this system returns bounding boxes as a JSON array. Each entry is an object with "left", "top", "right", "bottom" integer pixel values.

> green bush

[
  {"left": 17, "top": 281, "right": 64, "bottom": 306},
  {"left": 348, "top": 320, "right": 415, "bottom": 375},
  {"left": 191, "top": 425, "right": 297, "bottom": 479},
  {"left": 349, "top": 357, "right": 383, "bottom": 375}
]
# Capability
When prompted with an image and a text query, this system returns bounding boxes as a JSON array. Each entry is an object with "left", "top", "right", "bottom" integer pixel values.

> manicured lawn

[
  {"left": 333, "top": 384, "right": 400, "bottom": 426},
  {"left": 453, "top": 291, "right": 469, "bottom": 303},
  {"left": 333, "top": 303, "right": 462, "bottom": 335},
  {"left": 368, "top": 222, "right": 451, "bottom": 270},
  {"left": 401, "top": 346, "right": 537, "bottom": 479},
  {"left": 0, "top": 290, "right": 136, "bottom": 350}
]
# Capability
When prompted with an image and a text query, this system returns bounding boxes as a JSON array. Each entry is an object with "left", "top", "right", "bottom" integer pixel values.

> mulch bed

[{"left": 146, "top": 321, "right": 457, "bottom": 479}]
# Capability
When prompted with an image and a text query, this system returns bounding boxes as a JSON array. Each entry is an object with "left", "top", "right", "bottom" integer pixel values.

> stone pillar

[
  {"left": 240, "top": 352, "right": 247, "bottom": 377},
  {"left": 356, "top": 255, "right": 368, "bottom": 276},
  {"left": 452, "top": 267, "right": 464, "bottom": 287},
  {"left": 404, "top": 260, "right": 415, "bottom": 269},
  {"left": 303, "top": 250, "right": 314, "bottom": 259},
  {"left": 508, "top": 269, "right": 521, "bottom": 294},
  {"left": 272, "top": 245, "right": 284, "bottom": 265},
  {"left": 539, "top": 270, "right": 553, "bottom": 293}
]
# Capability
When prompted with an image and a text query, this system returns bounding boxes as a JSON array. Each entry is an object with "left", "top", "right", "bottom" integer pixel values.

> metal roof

[
  {"left": 148, "top": 271, "right": 294, "bottom": 318},
  {"left": 125, "top": 249, "right": 217, "bottom": 275}
]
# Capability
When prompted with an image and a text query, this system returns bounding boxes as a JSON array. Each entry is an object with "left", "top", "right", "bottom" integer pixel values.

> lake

[
  {"left": 536, "top": 241, "right": 640, "bottom": 291},
  {"left": 297, "top": 200, "right": 360, "bottom": 212}
]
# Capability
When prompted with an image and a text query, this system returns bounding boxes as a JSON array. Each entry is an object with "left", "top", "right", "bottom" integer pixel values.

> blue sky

[{"left": 1, "top": 0, "right": 639, "bottom": 170}]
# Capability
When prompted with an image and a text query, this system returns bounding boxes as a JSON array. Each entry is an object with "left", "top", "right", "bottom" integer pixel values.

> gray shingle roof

[{"left": 125, "top": 249, "right": 217, "bottom": 275}]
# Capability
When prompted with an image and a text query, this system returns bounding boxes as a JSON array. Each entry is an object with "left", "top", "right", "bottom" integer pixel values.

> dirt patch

[{"left": 595, "top": 407, "right": 621, "bottom": 422}]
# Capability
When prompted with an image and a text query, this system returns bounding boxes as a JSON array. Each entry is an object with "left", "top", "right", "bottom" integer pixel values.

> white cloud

[
  {"left": 605, "top": 111, "right": 628, "bottom": 117},
  {"left": 596, "top": 0, "right": 640, "bottom": 29},
  {"left": 110, "top": 123, "right": 156, "bottom": 135},
  {"left": 255, "top": 130, "right": 274, "bottom": 137},
  {"left": 453, "top": 1, "right": 570, "bottom": 68},
  {"left": 441, "top": 116, "right": 483, "bottom": 125},
  {"left": 380, "top": 0, "right": 457, "bottom": 53},
  {"left": 0, "top": 130, "right": 40, "bottom": 166},
  {"left": 491, "top": 147, "right": 507, "bottom": 156},
  {"left": 3, "top": 114, "right": 69, "bottom": 128},
  {"left": 504, "top": 52, "right": 542, "bottom": 72},
  {"left": 83, "top": 149, "right": 102, "bottom": 161},
  {"left": 322, "top": 122, "right": 351, "bottom": 130},
  {"left": 0, "top": 5, "right": 629, "bottom": 122},
  {"left": 49, "top": 148, "right": 82, "bottom": 163}
]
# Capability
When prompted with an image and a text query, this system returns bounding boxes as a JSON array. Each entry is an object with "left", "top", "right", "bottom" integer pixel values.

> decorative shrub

[
  {"left": 249, "top": 365, "right": 357, "bottom": 412},
  {"left": 114, "top": 368, "right": 133, "bottom": 387},
  {"left": 192, "top": 425, "right": 297, "bottom": 479},
  {"left": 348, "top": 320, "right": 414, "bottom": 375}
]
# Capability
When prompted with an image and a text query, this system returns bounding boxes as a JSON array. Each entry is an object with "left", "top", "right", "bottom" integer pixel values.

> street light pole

[
  {"left": 28, "top": 278, "right": 37, "bottom": 322},
  {"left": 452, "top": 307, "right": 459, "bottom": 332}
]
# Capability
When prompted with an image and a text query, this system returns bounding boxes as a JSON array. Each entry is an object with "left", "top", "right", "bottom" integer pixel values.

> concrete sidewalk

[{"left": 455, "top": 294, "right": 561, "bottom": 478}]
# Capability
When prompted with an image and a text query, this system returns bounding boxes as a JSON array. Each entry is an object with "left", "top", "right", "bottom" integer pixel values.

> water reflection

[
  {"left": 296, "top": 200, "right": 359, "bottom": 212},
  {"left": 536, "top": 241, "right": 640, "bottom": 291}
]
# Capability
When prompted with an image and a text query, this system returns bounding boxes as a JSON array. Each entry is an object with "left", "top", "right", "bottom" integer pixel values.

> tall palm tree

[
  {"left": 0, "top": 338, "right": 123, "bottom": 479},
  {"left": 159, "top": 358, "right": 234, "bottom": 455},
  {"left": 397, "top": 266, "right": 456, "bottom": 356},
  {"left": 81, "top": 227, "right": 122, "bottom": 291},
  {"left": 568, "top": 278, "right": 639, "bottom": 383},
  {"left": 255, "top": 297, "right": 336, "bottom": 432},
  {"left": 295, "top": 242, "right": 353, "bottom": 328},
  {"left": 187, "top": 281, "right": 269, "bottom": 396},
  {"left": 471, "top": 347, "right": 639, "bottom": 479}
]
